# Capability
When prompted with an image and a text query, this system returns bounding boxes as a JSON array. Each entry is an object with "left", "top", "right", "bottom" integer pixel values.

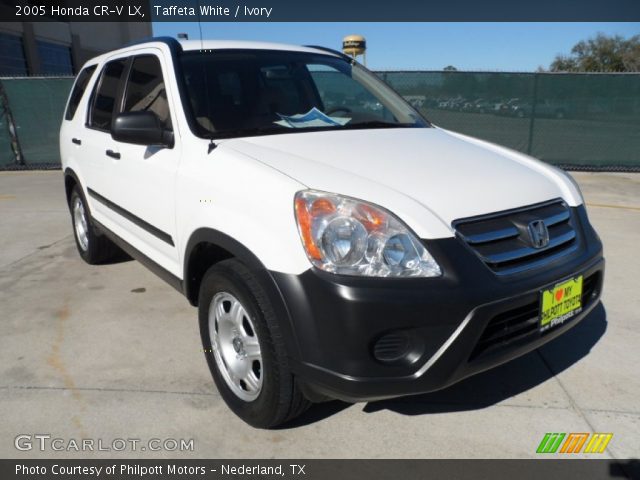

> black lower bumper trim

[{"left": 269, "top": 205, "right": 605, "bottom": 402}]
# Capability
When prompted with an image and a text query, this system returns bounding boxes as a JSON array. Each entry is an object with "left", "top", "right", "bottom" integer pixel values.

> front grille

[
  {"left": 469, "top": 271, "right": 601, "bottom": 360},
  {"left": 454, "top": 199, "right": 579, "bottom": 275}
]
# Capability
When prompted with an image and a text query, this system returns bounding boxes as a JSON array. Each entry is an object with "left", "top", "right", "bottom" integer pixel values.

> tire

[
  {"left": 69, "top": 185, "right": 120, "bottom": 264},
  {"left": 199, "top": 258, "right": 310, "bottom": 428}
]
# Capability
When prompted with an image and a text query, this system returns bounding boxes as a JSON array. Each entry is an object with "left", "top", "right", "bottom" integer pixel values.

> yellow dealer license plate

[{"left": 540, "top": 276, "right": 583, "bottom": 333}]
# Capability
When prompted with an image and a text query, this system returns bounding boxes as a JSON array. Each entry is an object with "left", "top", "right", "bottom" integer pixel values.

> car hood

[{"left": 225, "top": 127, "right": 580, "bottom": 239}]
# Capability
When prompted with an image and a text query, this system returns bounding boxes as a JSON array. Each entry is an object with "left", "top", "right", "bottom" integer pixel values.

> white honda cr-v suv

[{"left": 60, "top": 37, "right": 604, "bottom": 428}]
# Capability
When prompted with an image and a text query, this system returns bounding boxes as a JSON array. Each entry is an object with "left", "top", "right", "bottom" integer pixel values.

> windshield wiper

[
  {"left": 205, "top": 126, "right": 287, "bottom": 152},
  {"left": 340, "top": 121, "right": 416, "bottom": 130},
  {"left": 205, "top": 122, "right": 415, "bottom": 151}
]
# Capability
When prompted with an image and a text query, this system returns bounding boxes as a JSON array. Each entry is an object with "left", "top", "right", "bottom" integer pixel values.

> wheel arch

[
  {"left": 184, "top": 227, "right": 302, "bottom": 362},
  {"left": 64, "top": 168, "right": 96, "bottom": 219},
  {"left": 184, "top": 228, "right": 264, "bottom": 306},
  {"left": 64, "top": 167, "right": 82, "bottom": 207}
]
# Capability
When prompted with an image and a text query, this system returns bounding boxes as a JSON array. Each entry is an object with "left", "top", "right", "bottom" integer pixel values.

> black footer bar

[{"left": 3, "top": 459, "right": 640, "bottom": 480}]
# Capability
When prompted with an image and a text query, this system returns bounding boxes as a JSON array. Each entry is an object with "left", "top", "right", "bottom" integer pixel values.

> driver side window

[
  {"left": 89, "top": 58, "right": 126, "bottom": 131},
  {"left": 123, "top": 55, "right": 172, "bottom": 130}
]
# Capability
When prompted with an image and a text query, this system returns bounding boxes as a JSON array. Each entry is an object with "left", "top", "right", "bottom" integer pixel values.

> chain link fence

[{"left": 1, "top": 72, "right": 639, "bottom": 170}]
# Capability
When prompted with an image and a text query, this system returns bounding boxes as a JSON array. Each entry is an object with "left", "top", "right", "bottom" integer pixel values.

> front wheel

[{"left": 199, "top": 259, "right": 310, "bottom": 428}]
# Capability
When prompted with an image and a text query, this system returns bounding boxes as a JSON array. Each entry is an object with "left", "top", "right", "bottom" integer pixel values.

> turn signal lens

[
  {"left": 294, "top": 198, "right": 323, "bottom": 260},
  {"left": 294, "top": 190, "right": 441, "bottom": 277}
]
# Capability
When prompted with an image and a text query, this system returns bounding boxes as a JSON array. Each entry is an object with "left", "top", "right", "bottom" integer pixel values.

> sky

[{"left": 152, "top": 22, "right": 640, "bottom": 71}]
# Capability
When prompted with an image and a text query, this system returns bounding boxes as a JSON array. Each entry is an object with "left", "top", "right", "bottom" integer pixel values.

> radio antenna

[
  {"left": 196, "top": 2, "right": 217, "bottom": 152},
  {"left": 197, "top": 4, "right": 205, "bottom": 51}
]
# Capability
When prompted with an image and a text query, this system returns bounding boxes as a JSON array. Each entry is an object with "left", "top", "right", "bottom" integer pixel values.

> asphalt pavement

[{"left": 0, "top": 170, "right": 638, "bottom": 459}]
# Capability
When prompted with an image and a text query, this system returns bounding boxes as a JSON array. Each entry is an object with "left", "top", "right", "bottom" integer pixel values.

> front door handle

[
  {"left": 72, "top": 138, "right": 81, "bottom": 145},
  {"left": 105, "top": 149, "right": 121, "bottom": 160}
]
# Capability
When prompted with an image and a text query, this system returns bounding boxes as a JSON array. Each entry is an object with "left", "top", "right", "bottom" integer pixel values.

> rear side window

[
  {"left": 89, "top": 59, "right": 127, "bottom": 131},
  {"left": 123, "top": 55, "right": 172, "bottom": 130},
  {"left": 65, "top": 65, "right": 96, "bottom": 121}
]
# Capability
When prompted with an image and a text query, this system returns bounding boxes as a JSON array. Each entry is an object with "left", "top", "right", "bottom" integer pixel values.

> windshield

[{"left": 179, "top": 49, "right": 430, "bottom": 139}]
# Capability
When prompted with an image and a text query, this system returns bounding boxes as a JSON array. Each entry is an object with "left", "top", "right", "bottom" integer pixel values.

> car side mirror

[{"left": 111, "top": 111, "right": 174, "bottom": 148}]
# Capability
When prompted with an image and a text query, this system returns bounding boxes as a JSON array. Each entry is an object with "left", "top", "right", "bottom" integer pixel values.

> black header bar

[{"left": 2, "top": 0, "right": 640, "bottom": 22}]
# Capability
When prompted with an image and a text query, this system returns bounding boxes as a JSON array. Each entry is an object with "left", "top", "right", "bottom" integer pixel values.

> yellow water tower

[{"left": 342, "top": 35, "right": 367, "bottom": 65}]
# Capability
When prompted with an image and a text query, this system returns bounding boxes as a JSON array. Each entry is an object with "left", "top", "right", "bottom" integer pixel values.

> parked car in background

[
  {"left": 461, "top": 99, "right": 479, "bottom": 112},
  {"left": 497, "top": 98, "right": 522, "bottom": 116},
  {"left": 507, "top": 99, "right": 573, "bottom": 119},
  {"left": 437, "top": 96, "right": 466, "bottom": 111},
  {"left": 404, "top": 95, "right": 427, "bottom": 108},
  {"left": 473, "top": 98, "right": 498, "bottom": 114}
]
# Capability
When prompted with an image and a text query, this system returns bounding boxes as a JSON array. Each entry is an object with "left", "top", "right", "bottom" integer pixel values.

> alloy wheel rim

[
  {"left": 73, "top": 197, "right": 89, "bottom": 251},
  {"left": 208, "top": 292, "right": 263, "bottom": 402}
]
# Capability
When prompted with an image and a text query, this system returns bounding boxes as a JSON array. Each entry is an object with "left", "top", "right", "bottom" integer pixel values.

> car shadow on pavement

[
  {"left": 276, "top": 401, "right": 354, "bottom": 429},
  {"left": 100, "top": 248, "right": 133, "bottom": 265},
  {"left": 362, "top": 302, "right": 607, "bottom": 416}
]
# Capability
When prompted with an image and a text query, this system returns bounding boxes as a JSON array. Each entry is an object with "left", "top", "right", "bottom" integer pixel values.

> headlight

[{"left": 294, "top": 190, "right": 441, "bottom": 277}]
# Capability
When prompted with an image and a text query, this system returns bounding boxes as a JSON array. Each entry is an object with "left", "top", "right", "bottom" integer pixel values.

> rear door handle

[
  {"left": 71, "top": 138, "right": 81, "bottom": 145},
  {"left": 105, "top": 149, "right": 121, "bottom": 160}
]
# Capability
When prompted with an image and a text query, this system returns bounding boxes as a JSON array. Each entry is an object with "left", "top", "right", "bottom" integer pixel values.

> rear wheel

[
  {"left": 199, "top": 259, "right": 310, "bottom": 428},
  {"left": 69, "top": 185, "right": 120, "bottom": 264}
]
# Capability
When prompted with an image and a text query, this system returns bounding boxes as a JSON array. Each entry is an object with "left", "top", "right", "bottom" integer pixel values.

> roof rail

[
  {"left": 304, "top": 45, "right": 355, "bottom": 63},
  {"left": 122, "top": 36, "right": 183, "bottom": 52}
]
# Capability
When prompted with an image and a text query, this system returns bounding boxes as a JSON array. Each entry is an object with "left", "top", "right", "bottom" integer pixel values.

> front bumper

[{"left": 271, "top": 206, "right": 604, "bottom": 402}]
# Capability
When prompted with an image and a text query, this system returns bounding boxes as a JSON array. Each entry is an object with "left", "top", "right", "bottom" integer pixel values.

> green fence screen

[
  {"left": 1, "top": 77, "right": 73, "bottom": 168},
  {"left": 1, "top": 72, "right": 639, "bottom": 170},
  {"left": 381, "top": 71, "right": 640, "bottom": 169}
]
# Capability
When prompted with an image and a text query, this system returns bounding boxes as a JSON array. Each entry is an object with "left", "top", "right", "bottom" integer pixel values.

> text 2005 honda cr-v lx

[{"left": 60, "top": 37, "right": 604, "bottom": 428}]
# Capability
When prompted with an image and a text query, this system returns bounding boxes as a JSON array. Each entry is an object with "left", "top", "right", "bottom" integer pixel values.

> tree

[
  {"left": 549, "top": 33, "right": 640, "bottom": 72},
  {"left": 623, "top": 39, "right": 640, "bottom": 71},
  {"left": 443, "top": 65, "right": 458, "bottom": 71}
]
